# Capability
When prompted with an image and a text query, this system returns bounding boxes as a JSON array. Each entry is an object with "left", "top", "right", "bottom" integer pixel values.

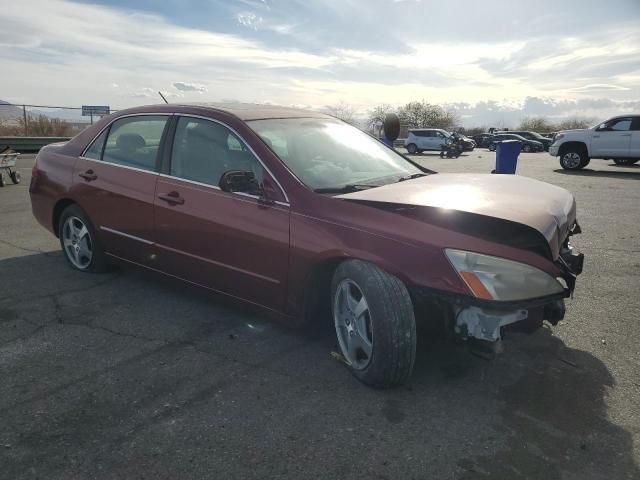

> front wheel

[
  {"left": 406, "top": 143, "right": 418, "bottom": 154},
  {"left": 331, "top": 259, "right": 416, "bottom": 388},
  {"left": 10, "top": 171, "right": 21, "bottom": 184},
  {"left": 488, "top": 144, "right": 496, "bottom": 152},
  {"left": 560, "top": 150, "right": 588, "bottom": 170},
  {"left": 58, "top": 204, "right": 111, "bottom": 273},
  {"left": 523, "top": 144, "right": 531, "bottom": 153}
]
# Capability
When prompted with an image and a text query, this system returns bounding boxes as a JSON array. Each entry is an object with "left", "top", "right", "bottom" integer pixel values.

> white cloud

[
  {"left": 570, "top": 84, "right": 631, "bottom": 93},
  {"left": 236, "top": 12, "right": 263, "bottom": 30},
  {"left": 172, "top": 82, "right": 207, "bottom": 93},
  {"left": 0, "top": 0, "right": 637, "bottom": 126}
]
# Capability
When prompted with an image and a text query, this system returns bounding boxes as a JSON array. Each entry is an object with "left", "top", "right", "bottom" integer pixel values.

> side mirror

[{"left": 219, "top": 170, "right": 262, "bottom": 195}]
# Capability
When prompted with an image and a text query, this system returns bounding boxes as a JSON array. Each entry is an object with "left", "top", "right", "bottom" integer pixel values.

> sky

[{"left": 1, "top": 0, "right": 639, "bottom": 127}]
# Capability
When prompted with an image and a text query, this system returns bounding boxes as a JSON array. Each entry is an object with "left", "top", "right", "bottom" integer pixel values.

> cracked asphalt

[{"left": 1, "top": 151, "right": 639, "bottom": 479}]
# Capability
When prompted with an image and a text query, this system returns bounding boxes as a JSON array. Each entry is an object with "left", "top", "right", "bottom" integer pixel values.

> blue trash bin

[{"left": 495, "top": 140, "right": 521, "bottom": 174}]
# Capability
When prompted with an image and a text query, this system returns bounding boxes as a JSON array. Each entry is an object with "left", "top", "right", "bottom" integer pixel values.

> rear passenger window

[
  {"left": 84, "top": 129, "right": 108, "bottom": 160},
  {"left": 102, "top": 116, "right": 168, "bottom": 171},
  {"left": 171, "top": 117, "right": 263, "bottom": 187}
]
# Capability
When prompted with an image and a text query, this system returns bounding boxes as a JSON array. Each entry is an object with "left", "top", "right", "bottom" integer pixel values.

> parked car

[
  {"left": 549, "top": 115, "right": 640, "bottom": 170},
  {"left": 404, "top": 128, "right": 474, "bottom": 154},
  {"left": 498, "top": 131, "right": 552, "bottom": 151},
  {"left": 29, "top": 103, "right": 584, "bottom": 388},
  {"left": 471, "top": 133, "right": 494, "bottom": 148},
  {"left": 488, "top": 133, "right": 545, "bottom": 152}
]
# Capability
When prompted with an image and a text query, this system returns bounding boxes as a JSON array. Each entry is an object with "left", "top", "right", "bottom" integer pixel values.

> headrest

[{"left": 116, "top": 133, "right": 145, "bottom": 151}]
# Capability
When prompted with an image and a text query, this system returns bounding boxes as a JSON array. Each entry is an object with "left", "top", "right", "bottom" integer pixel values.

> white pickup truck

[{"left": 549, "top": 115, "right": 640, "bottom": 170}]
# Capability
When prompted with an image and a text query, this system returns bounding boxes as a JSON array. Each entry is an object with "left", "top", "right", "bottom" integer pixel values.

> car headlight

[
  {"left": 552, "top": 133, "right": 564, "bottom": 144},
  {"left": 445, "top": 249, "right": 565, "bottom": 301}
]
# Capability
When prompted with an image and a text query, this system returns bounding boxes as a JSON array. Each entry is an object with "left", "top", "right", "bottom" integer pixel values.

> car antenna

[{"left": 158, "top": 91, "right": 169, "bottom": 104}]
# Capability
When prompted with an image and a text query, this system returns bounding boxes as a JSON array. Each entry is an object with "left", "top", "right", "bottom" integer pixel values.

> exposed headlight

[{"left": 445, "top": 249, "right": 565, "bottom": 301}]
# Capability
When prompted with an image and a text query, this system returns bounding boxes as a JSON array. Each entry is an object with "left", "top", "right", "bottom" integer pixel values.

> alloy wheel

[
  {"left": 62, "top": 216, "right": 93, "bottom": 269},
  {"left": 333, "top": 279, "right": 373, "bottom": 370},
  {"left": 561, "top": 152, "right": 582, "bottom": 169}
]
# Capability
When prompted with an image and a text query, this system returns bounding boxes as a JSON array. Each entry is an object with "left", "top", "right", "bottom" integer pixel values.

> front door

[
  {"left": 73, "top": 115, "right": 169, "bottom": 265},
  {"left": 591, "top": 117, "right": 632, "bottom": 157},
  {"left": 153, "top": 115, "right": 290, "bottom": 311}
]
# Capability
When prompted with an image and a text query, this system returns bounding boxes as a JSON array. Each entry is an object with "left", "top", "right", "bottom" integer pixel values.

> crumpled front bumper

[{"left": 411, "top": 242, "right": 584, "bottom": 345}]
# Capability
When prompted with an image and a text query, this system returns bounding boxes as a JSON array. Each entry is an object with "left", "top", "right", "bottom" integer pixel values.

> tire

[
  {"left": 613, "top": 158, "right": 635, "bottom": 165},
  {"left": 331, "top": 259, "right": 416, "bottom": 388},
  {"left": 58, "top": 204, "right": 111, "bottom": 273},
  {"left": 0, "top": 173, "right": 5, "bottom": 187},
  {"left": 488, "top": 144, "right": 496, "bottom": 152},
  {"left": 523, "top": 144, "right": 531, "bottom": 153},
  {"left": 559, "top": 148, "right": 588, "bottom": 170},
  {"left": 10, "top": 171, "right": 21, "bottom": 184},
  {"left": 406, "top": 143, "right": 418, "bottom": 154}
]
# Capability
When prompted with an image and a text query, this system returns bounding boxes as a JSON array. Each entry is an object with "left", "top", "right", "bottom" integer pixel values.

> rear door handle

[
  {"left": 78, "top": 170, "right": 97, "bottom": 181},
  {"left": 158, "top": 192, "right": 185, "bottom": 205},
  {"left": 620, "top": 133, "right": 632, "bottom": 137}
]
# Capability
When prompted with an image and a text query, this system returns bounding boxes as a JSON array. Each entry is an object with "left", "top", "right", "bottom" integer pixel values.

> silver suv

[{"left": 404, "top": 129, "right": 450, "bottom": 154}]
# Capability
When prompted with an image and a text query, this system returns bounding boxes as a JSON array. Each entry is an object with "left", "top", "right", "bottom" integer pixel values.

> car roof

[{"left": 113, "top": 102, "right": 332, "bottom": 121}]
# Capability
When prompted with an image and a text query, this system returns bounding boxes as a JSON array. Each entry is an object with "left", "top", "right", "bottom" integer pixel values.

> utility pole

[{"left": 22, "top": 105, "right": 28, "bottom": 136}]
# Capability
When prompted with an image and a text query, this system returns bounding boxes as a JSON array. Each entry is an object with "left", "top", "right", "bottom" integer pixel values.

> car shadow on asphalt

[
  {"left": 554, "top": 168, "right": 640, "bottom": 180},
  {"left": 410, "top": 328, "right": 640, "bottom": 479}
]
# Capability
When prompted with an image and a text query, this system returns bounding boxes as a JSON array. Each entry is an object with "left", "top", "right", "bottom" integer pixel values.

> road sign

[{"left": 82, "top": 105, "right": 110, "bottom": 117}]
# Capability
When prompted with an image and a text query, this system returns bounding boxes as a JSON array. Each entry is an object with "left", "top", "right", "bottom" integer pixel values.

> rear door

[
  {"left": 73, "top": 114, "right": 170, "bottom": 265},
  {"left": 152, "top": 115, "right": 290, "bottom": 311},
  {"left": 591, "top": 117, "right": 632, "bottom": 157}
]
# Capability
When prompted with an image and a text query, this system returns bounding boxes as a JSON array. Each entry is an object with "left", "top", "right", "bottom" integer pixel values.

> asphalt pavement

[{"left": 1, "top": 151, "right": 639, "bottom": 479}]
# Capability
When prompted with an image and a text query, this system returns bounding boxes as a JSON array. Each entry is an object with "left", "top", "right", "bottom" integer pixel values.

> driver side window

[
  {"left": 600, "top": 118, "right": 632, "bottom": 131},
  {"left": 170, "top": 117, "right": 263, "bottom": 188}
]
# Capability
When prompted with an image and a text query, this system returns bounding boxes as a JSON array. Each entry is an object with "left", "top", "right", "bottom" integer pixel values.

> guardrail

[{"left": 0, "top": 137, "right": 71, "bottom": 153}]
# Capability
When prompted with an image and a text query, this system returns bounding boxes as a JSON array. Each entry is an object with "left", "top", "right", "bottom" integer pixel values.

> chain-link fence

[{"left": 0, "top": 103, "right": 113, "bottom": 137}]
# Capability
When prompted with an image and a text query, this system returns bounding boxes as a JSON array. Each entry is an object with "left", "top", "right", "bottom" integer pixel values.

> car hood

[{"left": 337, "top": 173, "right": 576, "bottom": 259}]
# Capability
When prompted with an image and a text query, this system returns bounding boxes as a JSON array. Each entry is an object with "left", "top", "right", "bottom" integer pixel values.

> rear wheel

[
  {"left": 523, "top": 144, "right": 531, "bottom": 153},
  {"left": 10, "top": 171, "right": 21, "bottom": 184},
  {"left": 613, "top": 158, "right": 636, "bottom": 165},
  {"left": 0, "top": 173, "right": 5, "bottom": 187},
  {"left": 560, "top": 149, "right": 588, "bottom": 170},
  {"left": 488, "top": 144, "right": 496, "bottom": 152},
  {"left": 406, "top": 143, "right": 418, "bottom": 154},
  {"left": 331, "top": 259, "right": 416, "bottom": 388},
  {"left": 58, "top": 205, "right": 111, "bottom": 273}
]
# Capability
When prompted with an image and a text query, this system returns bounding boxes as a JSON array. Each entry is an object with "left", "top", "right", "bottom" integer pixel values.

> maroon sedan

[{"left": 29, "top": 103, "right": 584, "bottom": 387}]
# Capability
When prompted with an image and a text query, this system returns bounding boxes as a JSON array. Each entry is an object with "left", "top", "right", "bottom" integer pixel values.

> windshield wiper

[
  {"left": 397, "top": 173, "right": 427, "bottom": 182},
  {"left": 314, "top": 184, "right": 379, "bottom": 194}
]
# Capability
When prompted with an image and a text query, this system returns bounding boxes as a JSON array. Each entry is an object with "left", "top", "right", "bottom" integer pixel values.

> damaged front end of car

[{"left": 413, "top": 223, "right": 584, "bottom": 355}]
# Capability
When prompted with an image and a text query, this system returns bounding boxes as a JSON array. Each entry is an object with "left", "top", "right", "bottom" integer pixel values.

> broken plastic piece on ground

[{"left": 330, "top": 351, "right": 349, "bottom": 365}]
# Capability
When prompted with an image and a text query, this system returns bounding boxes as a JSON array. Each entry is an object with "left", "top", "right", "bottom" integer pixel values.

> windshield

[{"left": 248, "top": 118, "right": 424, "bottom": 190}]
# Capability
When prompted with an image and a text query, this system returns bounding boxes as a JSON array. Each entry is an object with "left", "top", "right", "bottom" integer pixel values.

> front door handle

[
  {"left": 158, "top": 192, "right": 185, "bottom": 205},
  {"left": 78, "top": 170, "right": 97, "bottom": 181},
  {"left": 620, "top": 133, "right": 632, "bottom": 137}
]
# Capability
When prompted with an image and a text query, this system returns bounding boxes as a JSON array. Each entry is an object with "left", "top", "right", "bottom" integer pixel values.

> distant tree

[
  {"left": 464, "top": 126, "right": 489, "bottom": 136},
  {"left": 398, "top": 101, "right": 458, "bottom": 130},
  {"left": 518, "top": 116, "right": 555, "bottom": 133},
  {"left": 556, "top": 117, "right": 594, "bottom": 130},
  {"left": 367, "top": 104, "right": 396, "bottom": 124},
  {"left": 325, "top": 101, "right": 357, "bottom": 125}
]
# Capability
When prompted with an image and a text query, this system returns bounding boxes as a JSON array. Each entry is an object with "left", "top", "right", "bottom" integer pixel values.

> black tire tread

[{"left": 332, "top": 259, "right": 416, "bottom": 388}]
